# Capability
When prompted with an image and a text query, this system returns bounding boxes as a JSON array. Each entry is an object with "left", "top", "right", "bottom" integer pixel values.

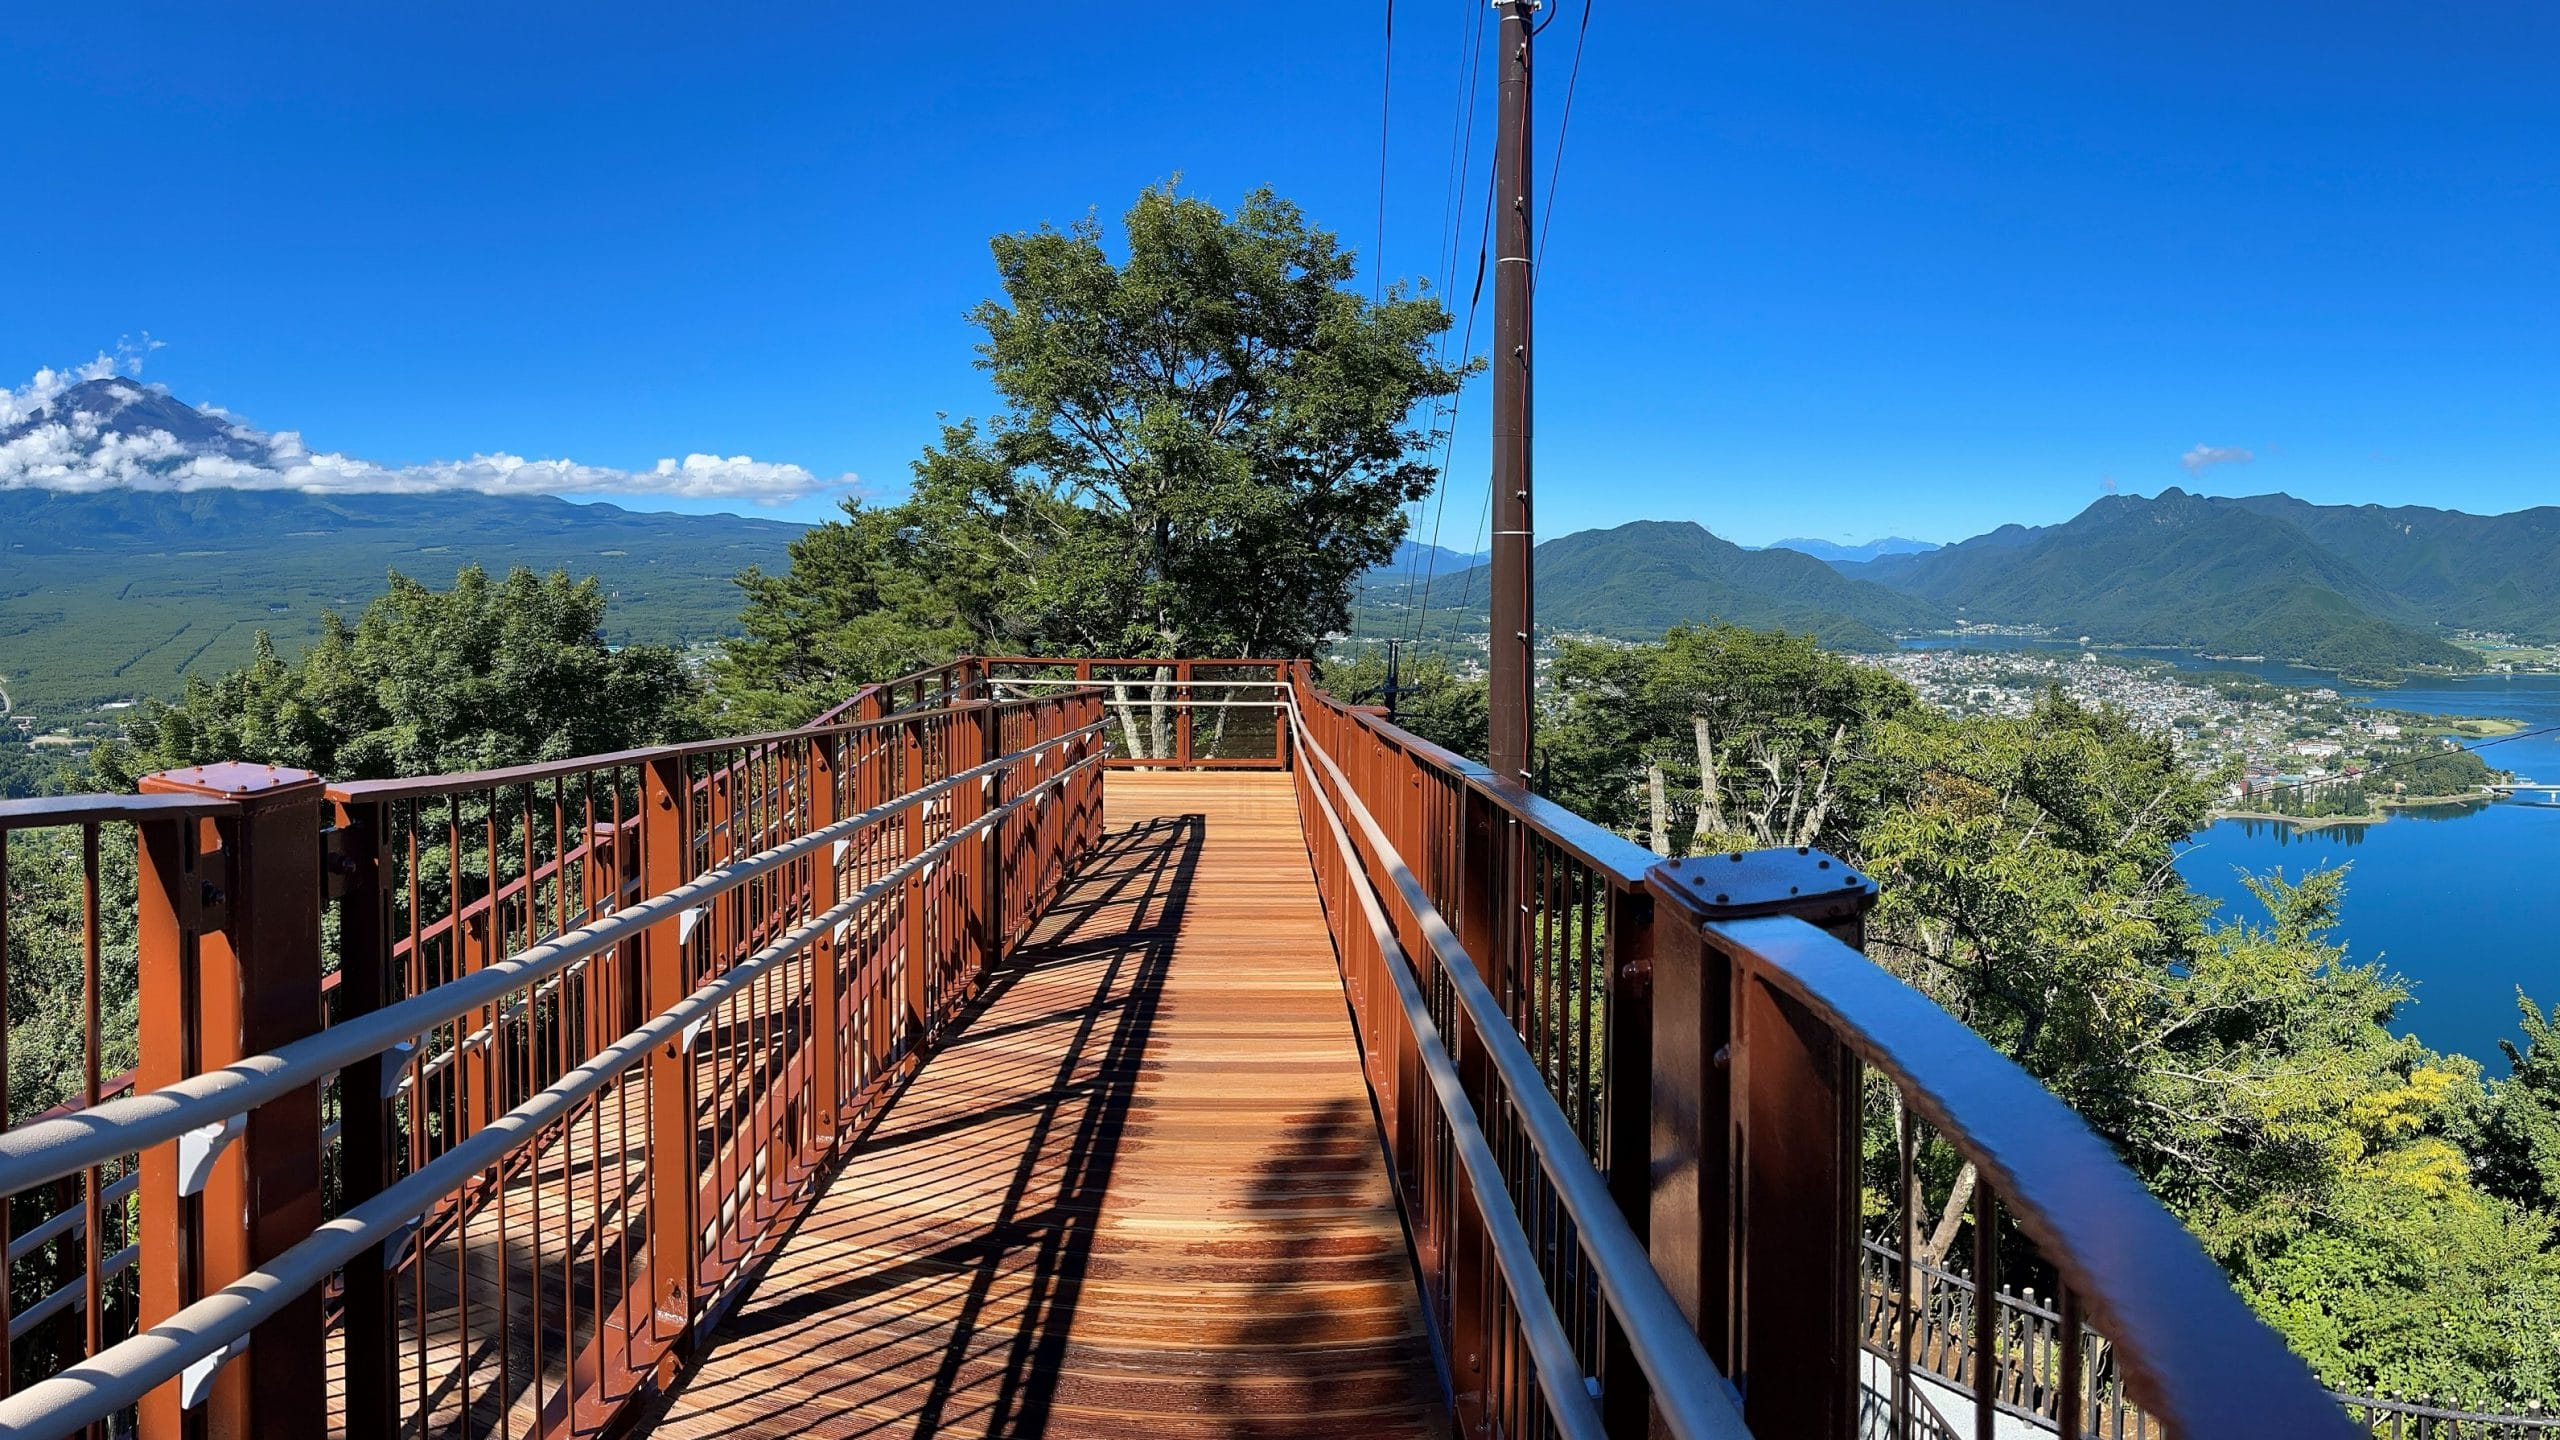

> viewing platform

[{"left": 0, "top": 657, "right": 2360, "bottom": 1439}]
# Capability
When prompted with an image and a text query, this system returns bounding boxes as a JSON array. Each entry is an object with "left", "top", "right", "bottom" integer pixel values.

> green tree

[
  {"left": 2469, "top": 994, "right": 2560, "bottom": 1213},
  {"left": 710, "top": 502, "right": 993, "bottom": 728},
  {"left": 713, "top": 184, "right": 1470, "bottom": 752},
  {"left": 96, "top": 565, "right": 702, "bottom": 784},
  {"left": 1320, "top": 649, "right": 1488, "bottom": 761},
  {"left": 1543, "top": 626, "right": 1918, "bottom": 856}
]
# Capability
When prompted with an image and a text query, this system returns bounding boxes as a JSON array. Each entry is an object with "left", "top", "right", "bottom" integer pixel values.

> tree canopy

[
  {"left": 1450, "top": 622, "right": 2560, "bottom": 1407},
  {"left": 715, "top": 184, "right": 1470, "bottom": 727},
  {"left": 95, "top": 564, "right": 703, "bottom": 785}
]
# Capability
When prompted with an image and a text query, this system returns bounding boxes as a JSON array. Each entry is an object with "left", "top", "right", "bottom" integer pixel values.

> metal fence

[
  {"left": 0, "top": 651, "right": 2465, "bottom": 1440},
  {"left": 1857, "top": 1239, "right": 2560, "bottom": 1440},
  {"left": 0, "top": 683, "right": 1105, "bottom": 1438}
]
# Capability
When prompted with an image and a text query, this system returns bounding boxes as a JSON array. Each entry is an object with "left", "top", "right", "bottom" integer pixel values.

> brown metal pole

[
  {"left": 976, "top": 702, "right": 1004, "bottom": 969},
  {"left": 639, "top": 754, "right": 697, "bottom": 1359},
  {"left": 1488, "top": 0, "right": 1537, "bottom": 786},
  {"left": 135, "top": 764, "right": 328, "bottom": 1440},
  {"left": 806, "top": 735, "right": 845, "bottom": 1145}
]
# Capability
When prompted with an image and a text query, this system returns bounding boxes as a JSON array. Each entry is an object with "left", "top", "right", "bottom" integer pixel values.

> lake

[{"left": 1901, "top": 637, "right": 2560, "bottom": 1069}]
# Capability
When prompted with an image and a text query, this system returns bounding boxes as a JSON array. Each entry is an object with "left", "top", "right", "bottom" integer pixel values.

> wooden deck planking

[{"left": 649, "top": 771, "right": 1449, "bottom": 1439}]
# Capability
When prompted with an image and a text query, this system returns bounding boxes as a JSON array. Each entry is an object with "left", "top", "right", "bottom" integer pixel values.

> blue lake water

[{"left": 1899, "top": 637, "right": 2560, "bottom": 1069}]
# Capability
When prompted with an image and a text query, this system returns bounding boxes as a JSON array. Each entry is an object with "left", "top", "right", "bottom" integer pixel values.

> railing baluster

[
  {"left": 1898, "top": 1101, "right": 1918, "bottom": 1439},
  {"left": 1974, "top": 1185, "right": 1999, "bottom": 1440},
  {"left": 332, "top": 794, "right": 399, "bottom": 1437},
  {"left": 2061, "top": 1282, "right": 2086, "bottom": 1440},
  {"left": 641, "top": 752, "right": 696, "bottom": 1361}
]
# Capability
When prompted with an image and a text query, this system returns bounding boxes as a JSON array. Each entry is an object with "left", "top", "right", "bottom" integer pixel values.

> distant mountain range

[
  {"left": 1362, "top": 488, "right": 2560, "bottom": 677},
  {"left": 1358, "top": 519, "right": 1940, "bottom": 650},
  {"left": 1755, "top": 536, "right": 1941, "bottom": 564},
  {"left": 1841, "top": 488, "right": 2508, "bottom": 672},
  {"left": 5, "top": 380, "right": 2547, "bottom": 722},
  {"left": 0, "top": 483, "right": 801, "bottom": 722},
  {"left": 0, "top": 379, "right": 808, "bottom": 723}
]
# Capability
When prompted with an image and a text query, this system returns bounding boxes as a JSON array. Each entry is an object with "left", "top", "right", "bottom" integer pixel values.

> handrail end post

[
  {"left": 1644, "top": 846, "right": 1879, "bottom": 1439},
  {"left": 135, "top": 762, "right": 331, "bottom": 1439}
]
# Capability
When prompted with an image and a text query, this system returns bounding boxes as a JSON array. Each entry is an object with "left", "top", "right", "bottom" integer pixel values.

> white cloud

[
  {"left": 0, "top": 350, "right": 856, "bottom": 506},
  {"left": 2179, "top": 444, "right": 2254, "bottom": 477}
]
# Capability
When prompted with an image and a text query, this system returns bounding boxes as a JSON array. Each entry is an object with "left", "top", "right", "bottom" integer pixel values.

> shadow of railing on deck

[
  {"left": 1204, "top": 1095, "right": 1441, "bottom": 1439},
  {"left": 647, "top": 812, "right": 1200, "bottom": 1437}
]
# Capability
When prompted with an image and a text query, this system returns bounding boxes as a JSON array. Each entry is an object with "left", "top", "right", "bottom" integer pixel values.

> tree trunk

[
  {"left": 1691, "top": 714, "right": 1729, "bottom": 844},
  {"left": 1789, "top": 723, "right": 1850, "bottom": 848},
  {"left": 1148, "top": 662, "right": 1174, "bottom": 764},
  {"left": 1919, "top": 1160, "right": 1978, "bottom": 1268},
  {"left": 1109, "top": 681, "right": 1152, "bottom": 760},
  {"left": 1646, "top": 762, "right": 1673, "bottom": 857}
]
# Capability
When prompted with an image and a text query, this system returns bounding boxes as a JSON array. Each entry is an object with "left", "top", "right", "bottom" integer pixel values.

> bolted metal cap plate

[
  {"left": 1652, "top": 846, "right": 1879, "bottom": 924},
  {"left": 140, "top": 762, "right": 324, "bottom": 800}
]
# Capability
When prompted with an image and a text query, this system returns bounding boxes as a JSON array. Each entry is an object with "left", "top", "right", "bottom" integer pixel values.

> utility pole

[{"left": 1488, "top": 0, "right": 1537, "bottom": 786}]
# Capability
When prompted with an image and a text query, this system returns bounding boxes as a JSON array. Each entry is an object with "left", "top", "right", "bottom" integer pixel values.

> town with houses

[{"left": 1860, "top": 646, "right": 2514, "bottom": 821}]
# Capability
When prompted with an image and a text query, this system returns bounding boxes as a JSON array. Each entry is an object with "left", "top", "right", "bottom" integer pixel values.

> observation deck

[{"left": 0, "top": 658, "right": 2357, "bottom": 1439}]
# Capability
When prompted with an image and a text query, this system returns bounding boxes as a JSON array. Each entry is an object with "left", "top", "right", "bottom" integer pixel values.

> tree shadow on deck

[
  {"left": 1201, "top": 1096, "right": 1454, "bottom": 1440},
  {"left": 645, "top": 811, "right": 1202, "bottom": 1438}
]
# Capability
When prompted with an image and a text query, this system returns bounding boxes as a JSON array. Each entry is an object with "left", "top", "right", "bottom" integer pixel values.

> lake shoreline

[{"left": 2210, "top": 793, "right": 2494, "bottom": 831}]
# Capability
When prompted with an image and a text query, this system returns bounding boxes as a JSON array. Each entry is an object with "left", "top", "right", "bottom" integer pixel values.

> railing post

[
  {"left": 976, "top": 701, "right": 1004, "bottom": 969},
  {"left": 806, "top": 733, "right": 845, "bottom": 1145},
  {"left": 639, "top": 752, "right": 697, "bottom": 1364},
  {"left": 1175, "top": 660, "right": 1194, "bottom": 766},
  {"left": 134, "top": 764, "right": 327, "bottom": 1440},
  {"left": 1643, "top": 848, "right": 1877, "bottom": 1439},
  {"left": 1440, "top": 782, "right": 1513, "bottom": 1434},
  {"left": 901, "top": 715, "right": 930, "bottom": 1050},
  {"left": 1601, "top": 878, "right": 1655, "bottom": 1437},
  {"left": 328, "top": 793, "right": 399, "bottom": 1438}
]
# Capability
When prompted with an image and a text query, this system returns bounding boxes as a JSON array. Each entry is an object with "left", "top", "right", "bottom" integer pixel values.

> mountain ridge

[
  {"left": 0, "top": 485, "right": 803, "bottom": 723},
  {"left": 1837, "top": 487, "right": 2499, "bottom": 672}
]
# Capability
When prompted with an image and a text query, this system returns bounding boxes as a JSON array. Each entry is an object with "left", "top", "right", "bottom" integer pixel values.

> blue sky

[{"left": 5, "top": 2, "right": 2554, "bottom": 546}]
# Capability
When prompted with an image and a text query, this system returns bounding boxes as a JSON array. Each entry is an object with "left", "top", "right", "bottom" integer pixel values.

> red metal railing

[
  {"left": 0, "top": 653, "right": 2383, "bottom": 1438},
  {"left": 0, "top": 685, "right": 1104, "bottom": 1438},
  {"left": 1278, "top": 662, "right": 2360, "bottom": 1440}
]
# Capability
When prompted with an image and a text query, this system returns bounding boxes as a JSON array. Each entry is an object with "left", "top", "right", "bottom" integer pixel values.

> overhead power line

[
  {"left": 1535, "top": 0, "right": 1593, "bottom": 282},
  {"left": 1397, "top": 0, "right": 1495, "bottom": 641},
  {"left": 1374, "top": 0, "right": 1394, "bottom": 304}
]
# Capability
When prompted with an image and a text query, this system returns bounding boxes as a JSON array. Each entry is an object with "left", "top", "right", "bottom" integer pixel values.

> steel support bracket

[
  {"left": 180, "top": 1334, "right": 248, "bottom": 1410},
  {"left": 319, "top": 821, "right": 378, "bottom": 902},
  {"left": 176, "top": 1112, "right": 246, "bottom": 1198}
]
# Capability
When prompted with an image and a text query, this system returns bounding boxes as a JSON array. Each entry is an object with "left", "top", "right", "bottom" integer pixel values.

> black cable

[
  {"left": 1412, "top": 150, "right": 1498, "bottom": 643},
  {"left": 1399, "top": 0, "right": 1495, "bottom": 639},
  {"left": 1374, "top": 0, "right": 1394, "bottom": 305},
  {"left": 1534, "top": 0, "right": 1593, "bottom": 284}
]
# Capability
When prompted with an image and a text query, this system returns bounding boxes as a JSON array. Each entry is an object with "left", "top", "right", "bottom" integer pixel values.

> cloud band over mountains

[{"left": 0, "top": 353, "right": 855, "bottom": 505}]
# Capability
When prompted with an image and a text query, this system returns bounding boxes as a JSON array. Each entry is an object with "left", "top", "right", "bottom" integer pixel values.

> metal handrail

[
  {"left": 1285, "top": 696, "right": 1752, "bottom": 1440},
  {"left": 0, "top": 729, "right": 1107, "bottom": 1439},
  {"left": 1288, "top": 707, "right": 1614, "bottom": 1440},
  {"left": 1703, "top": 914, "right": 2359, "bottom": 1439},
  {"left": 0, "top": 717, "right": 1102, "bottom": 1202},
  {"left": 0, "top": 793, "right": 240, "bottom": 831}
]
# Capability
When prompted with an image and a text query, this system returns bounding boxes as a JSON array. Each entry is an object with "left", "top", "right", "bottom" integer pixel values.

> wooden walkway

[{"left": 649, "top": 772, "right": 1450, "bottom": 1439}]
